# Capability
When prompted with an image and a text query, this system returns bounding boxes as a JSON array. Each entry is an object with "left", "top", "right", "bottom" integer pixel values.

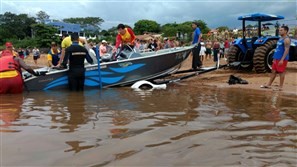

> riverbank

[
  {"left": 23, "top": 53, "right": 297, "bottom": 95},
  {"left": 180, "top": 53, "right": 297, "bottom": 96}
]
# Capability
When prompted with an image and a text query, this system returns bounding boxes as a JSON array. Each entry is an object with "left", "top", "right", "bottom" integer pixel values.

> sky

[{"left": 0, "top": 0, "right": 296, "bottom": 30}]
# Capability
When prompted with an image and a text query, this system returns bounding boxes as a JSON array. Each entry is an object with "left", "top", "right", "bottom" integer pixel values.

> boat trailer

[{"left": 131, "top": 62, "right": 240, "bottom": 89}]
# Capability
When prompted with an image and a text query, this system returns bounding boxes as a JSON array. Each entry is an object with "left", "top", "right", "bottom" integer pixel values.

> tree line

[{"left": 0, "top": 11, "right": 214, "bottom": 49}]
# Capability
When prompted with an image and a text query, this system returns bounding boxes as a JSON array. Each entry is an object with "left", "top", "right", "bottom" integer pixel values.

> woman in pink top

[{"left": 99, "top": 40, "right": 108, "bottom": 56}]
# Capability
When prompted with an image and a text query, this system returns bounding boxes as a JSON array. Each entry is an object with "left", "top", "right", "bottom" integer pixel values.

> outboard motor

[
  {"left": 101, "top": 53, "right": 113, "bottom": 62},
  {"left": 101, "top": 45, "right": 115, "bottom": 62}
]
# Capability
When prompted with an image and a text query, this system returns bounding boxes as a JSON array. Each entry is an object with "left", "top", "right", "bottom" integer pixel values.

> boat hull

[{"left": 24, "top": 47, "right": 192, "bottom": 91}]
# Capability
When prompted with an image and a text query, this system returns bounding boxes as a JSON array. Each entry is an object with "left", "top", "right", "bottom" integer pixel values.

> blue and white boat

[{"left": 23, "top": 46, "right": 193, "bottom": 91}]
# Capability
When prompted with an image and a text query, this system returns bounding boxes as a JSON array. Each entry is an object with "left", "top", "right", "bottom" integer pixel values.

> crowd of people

[{"left": 198, "top": 37, "right": 233, "bottom": 67}]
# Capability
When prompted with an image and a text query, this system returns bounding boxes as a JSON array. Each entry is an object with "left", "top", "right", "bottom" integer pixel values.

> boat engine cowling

[{"left": 101, "top": 53, "right": 113, "bottom": 62}]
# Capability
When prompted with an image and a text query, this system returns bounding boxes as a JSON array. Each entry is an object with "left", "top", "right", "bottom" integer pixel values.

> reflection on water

[{"left": 0, "top": 86, "right": 296, "bottom": 166}]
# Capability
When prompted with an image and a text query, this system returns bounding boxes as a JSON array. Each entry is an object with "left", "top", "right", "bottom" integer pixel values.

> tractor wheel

[
  {"left": 227, "top": 45, "right": 252, "bottom": 70},
  {"left": 227, "top": 45, "right": 238, "bottom": 63},
  {"left": 253, "top": 40, "right": 277, "bottom": 73}
]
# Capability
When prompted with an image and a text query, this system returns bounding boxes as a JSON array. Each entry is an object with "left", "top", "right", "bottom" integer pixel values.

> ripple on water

[{"left": 1, "top": 87, "right": 296, "bottom": 166}]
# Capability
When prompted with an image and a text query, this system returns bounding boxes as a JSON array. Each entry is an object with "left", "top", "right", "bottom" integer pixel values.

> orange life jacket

[
  {"left": 1, "top": 50, "right": 14, "bottom": 57},
  {"left": 0, "top": 56, "right": 18, "bottom": 72},
  {"left": 120, "top": 28, "right": 133, "bottom": 44}
]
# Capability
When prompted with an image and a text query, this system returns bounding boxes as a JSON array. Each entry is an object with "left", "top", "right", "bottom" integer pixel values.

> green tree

[
  {"left": 100, "top": 30, "right": 110, "bottom": 36},
  {"left": 0, "top": 12, "right": 36, "bottom": 42},
  {"left": 217, "top": 26, "right": 229, "bottom": 32},
  {"left": 190, "top": 20, "right": 210, "bottom": 34},
  {"left": 0, "top": 28, "right": 11, "bottom": 43},
  {"left": 134, "top": 20, "right": 161, "bottom": 35},
  {"left": 107, "top": 26, "right": 118, "bottom": 37},
  {"left": 160, "top": 20, "right": 210, "bottom": 41},
  {"left": 63, "top": 17, "right": 104, "bottom": 36},
  {"left": 161, "top": 23, "right": 178, "bottom": 37},
  {"left": 63, "top": 17, "right": 104, "bottom": 29},
  {"left": 36, "top": 10, "right": 50, "bottom": 23},
  {"left": 31, "top": 24, "right": 59, "bottom": 47},
  {"left": 162, "top": 26, "right": 177, "bottom": 37}
]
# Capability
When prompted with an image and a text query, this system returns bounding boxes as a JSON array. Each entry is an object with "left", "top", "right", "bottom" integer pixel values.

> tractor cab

[
  {"left": 228, "top": 13, "right": 287, "bottom": 72},
  {"left": 238, "top": 13, "right": 284, "bottom": 45}
]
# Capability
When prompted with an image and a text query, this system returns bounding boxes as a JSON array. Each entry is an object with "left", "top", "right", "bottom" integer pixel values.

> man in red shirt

[
  {"left": 224, "top": 38, "right": 230, "bottom": 58},
  {"left": 113, "top": 24, "right": 136, "bottom": 52}
]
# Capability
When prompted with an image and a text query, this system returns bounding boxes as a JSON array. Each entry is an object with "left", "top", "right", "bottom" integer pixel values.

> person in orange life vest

[
  {"left": 0, "top": 42, "right": 18, "bottom": 57},
  {"left": 0, "top": 42, "right": 41, "bottom": 94},
  {"left": 113, "top": 24, "right": 136, "bottom": 53}
]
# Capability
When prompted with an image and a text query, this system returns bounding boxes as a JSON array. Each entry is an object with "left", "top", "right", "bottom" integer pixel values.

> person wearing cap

[
  {"left": 163, "top": 37, "right": 171, "bottom": 49},
  {"left": 0, "top": 42, "right": 42, "bottom": 94},
  {"left": 100, "top": 40, "right": 108, "bottom": 56},
  {"left": 0, "top": 42, "right": 18, "bottom": 57},
  {"left": 47, "top": 42, "right": 61, "bottom": 67},
  {"left": 60, "top": 33, "right": 93, "bottom": 91},
  {"left": 113, "top": 24, "right": 136, "bottom": 52},
  {"left": 191, "top": 22, "right": 203, "bottom": 70}
]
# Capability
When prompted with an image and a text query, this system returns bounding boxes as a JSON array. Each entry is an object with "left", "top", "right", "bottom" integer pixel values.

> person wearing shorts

[
  {"left": 261, "top": 26, "right": 291, "bottom": 91},
  {"left": 32, "top": 47, "right": 40, "bottom": 66},
  {"left": 205, "top": 40, "right": 212, "bottom": 60}
]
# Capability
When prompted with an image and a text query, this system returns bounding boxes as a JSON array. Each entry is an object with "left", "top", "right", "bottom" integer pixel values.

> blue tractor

[{"left": 228, "top": 13, "right": 297, "bottom": 73}]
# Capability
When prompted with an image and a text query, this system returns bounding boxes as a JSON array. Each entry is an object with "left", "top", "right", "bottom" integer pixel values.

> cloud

[{"left": 1, "top": 0, "right": 296, "bottom": 30}]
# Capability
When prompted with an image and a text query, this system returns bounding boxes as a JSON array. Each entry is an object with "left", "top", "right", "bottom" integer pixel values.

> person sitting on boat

[
  {"left": 47, "top": 42, "right": 61, "bottom": 67},
  {"left": 113, "top": 24, "right": 136, "bottom": 53},
  {"left": 163, "top": 38, "right": 171, "bottom": 49},
  {"left": 60, "top": 33, "right": 93, "bottom": 91},
  {"left": 0, "top": 42, "right": 42, "bottom": 94},
  {"left": 84, "top": 42, "right": 97, "bottom": 64},
  {"left": 100, "top": 40, "right": 108, "bottom": 56}
]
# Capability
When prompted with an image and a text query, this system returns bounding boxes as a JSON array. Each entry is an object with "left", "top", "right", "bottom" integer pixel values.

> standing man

[
  {"left": 224, "top": 38, "right": 230, "bottom": 58},
  {"left": 205, "top": 39, "right": 212, "bottom": 60},
  {"left": 261, "top": 26, "right": 291, "bottom": 91},
  {"left": 59, "top": 33, "right": 87, "bottom": 65},
  {"left": 32, "top": 47, "right": 40, "bottom": 66},
  {"left": 60, "top": 33, "right": 93, "bottom": 91},
  {"left": 191, "top": 22, "right": 202, "bottom": 69},
  {"left": 58, "top": 33, "right": 71, "bottom": 65},
  {"left": 113, "top": 24, "right": 136, "bottom": 52}
]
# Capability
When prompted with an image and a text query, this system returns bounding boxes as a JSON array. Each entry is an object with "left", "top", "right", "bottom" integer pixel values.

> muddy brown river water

[{"left": 1, "top": 84, "right": 296, "bottom": 166}]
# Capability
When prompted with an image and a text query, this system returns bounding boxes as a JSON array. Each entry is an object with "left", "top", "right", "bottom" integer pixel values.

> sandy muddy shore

[
  {"left": 179, "top": 53, "right": 297, "bottom": 96},
  {"left": 23, "top": 52, "right": 297, "bottom": 96}
]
